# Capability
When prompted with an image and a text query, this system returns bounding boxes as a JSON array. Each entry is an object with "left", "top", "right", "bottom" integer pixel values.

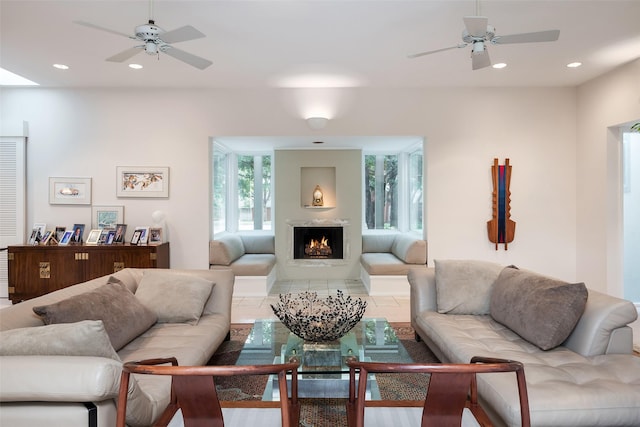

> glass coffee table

[{"left": 236, "top": 318, "right": 413, "bottom": 399}]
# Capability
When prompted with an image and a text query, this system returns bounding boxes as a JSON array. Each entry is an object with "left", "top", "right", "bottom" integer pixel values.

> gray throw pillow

[
  {"left": 135, "top": 270, "right": 215, "bottom": 324},
  {"left": 32, "top": 277, "right": 157, "bottom": 351},
  {"left": 490, "top": 267, "right": 588, "bottom": 350},
  {"left": 435, "top": 259, "right": 504, "bottom": 314},
  {"left": 0, "top": 320, "right": 120, "bottom": 360}
]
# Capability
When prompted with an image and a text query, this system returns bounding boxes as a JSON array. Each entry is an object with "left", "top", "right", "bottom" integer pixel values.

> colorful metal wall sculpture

[{"left": 488, "top": 158, "right": 515, "bottom": 250}]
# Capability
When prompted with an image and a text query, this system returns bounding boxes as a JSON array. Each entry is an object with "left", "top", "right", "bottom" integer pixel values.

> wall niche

[{"left": 300, "top": 167, "right": 336, "bottom": 208}]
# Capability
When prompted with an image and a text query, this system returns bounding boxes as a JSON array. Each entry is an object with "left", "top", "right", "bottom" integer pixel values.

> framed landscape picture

[
  {"left": 49, "top": 177, "right": 92, "bottom": 205},
  {"left": 116, "top": 166, "right": 169, "bottom": 198},
  {"left": 92, "top": 205, "right": 124, "bottom": 229}
]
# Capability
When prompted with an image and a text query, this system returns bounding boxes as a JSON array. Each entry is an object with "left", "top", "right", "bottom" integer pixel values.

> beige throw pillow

[
  {"left": 32, "top": 277, "right": 157, "bottom": 351},
  {"left": 435, "top": 259, "right": 504, "bottom": 314},
  {"left": 0, "top": 320, "right": 120, "bottom": 360},
  {"left": 490, "top": 267, "right": 588, "bottom": 350},
  {"left": 135, "top": 270, "right": 215, "bottom": 324}
]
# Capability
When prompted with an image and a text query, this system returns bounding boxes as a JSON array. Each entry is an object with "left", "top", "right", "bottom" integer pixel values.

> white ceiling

[{"left": 2, "top": 0, "right": 640, "bottom": 90}]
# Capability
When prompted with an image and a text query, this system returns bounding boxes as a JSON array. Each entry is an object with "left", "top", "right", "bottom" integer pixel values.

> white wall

[
  {"left": 2, "top": 85, "right": 578, "bottom": 282},
  {"left": 576, "top": 58, "right": 640, "bottom": 295}
]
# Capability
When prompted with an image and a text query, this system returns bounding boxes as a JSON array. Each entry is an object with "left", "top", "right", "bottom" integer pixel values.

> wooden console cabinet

[{"left": 7, "top": 243, "right": 170, "bottom": 303}]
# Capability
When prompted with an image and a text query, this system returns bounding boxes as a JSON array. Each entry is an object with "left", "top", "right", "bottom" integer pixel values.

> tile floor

[{"left": 231, "top": 279, "right": 411, "bottom": 324}]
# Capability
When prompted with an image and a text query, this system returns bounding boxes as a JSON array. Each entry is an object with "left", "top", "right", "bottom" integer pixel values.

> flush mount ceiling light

[
  {"left": 492, "top": 63, "right": 507, "bottom": 69},
  {"left": 306, "top": 117, "right": 329, "bottom": 130},
  {"left": 567, "top": 62, "right": 582, "bottom": 68},
  {"left": 129, "top": 64, "right": 143, "bottom": 69},
  {"left": 53, "top": 64, "right": 69, "bottom": 70}
]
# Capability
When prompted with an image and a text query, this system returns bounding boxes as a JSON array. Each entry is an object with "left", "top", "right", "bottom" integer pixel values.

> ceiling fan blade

[
  {"left": 407, "top": 44, "right": 466, "bottom": 59},
  {"left": 106, "top": 47, "right": 143, "bottom": 63},
  {"left": 463, "top": 16, "right": 488, "bottom": 37},
  {"left": 494, "top": 29, "right": 560, "bottom": 44},
  {"left": 74, "top": 20, "right": 134, "bottom": 39},
  {"left": 160, "top": 25, "right": 206, "bottom": 44},
  {"left": 472, "top": 49, "right": 491, "bottom": 70},
  {"left": 162, "top": 46, "right": 212, "bottom": 70}
]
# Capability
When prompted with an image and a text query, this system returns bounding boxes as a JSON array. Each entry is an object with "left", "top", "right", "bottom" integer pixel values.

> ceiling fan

[
  {"left": 408, "top": 2, "right": 560, "bottom": 70},
  {"left": 74, "top": 0, "right": 212, "bottom": 70}
]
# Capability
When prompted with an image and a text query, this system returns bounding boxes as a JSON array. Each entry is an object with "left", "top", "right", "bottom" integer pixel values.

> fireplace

[{"left": 293, "top": 226, "right": 344, "bottom": 260}]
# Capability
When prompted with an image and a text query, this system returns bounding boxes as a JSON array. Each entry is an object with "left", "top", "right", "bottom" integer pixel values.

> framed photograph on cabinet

[
  {"left": 58, "top": 230, "right": 74, "bottom": 245},
  {"left": 49, "top": 177, "right": 92, "bottom": 205},
  {"left": 70, "top": 224, "right": 85, "bottom": 244},
  {"left": 134, "top": 226, "right": 150, "bottom": 245},
  {"left": 130, "top": 229, "right": 142, "bottom": 245},
  {"left": 55, "top": 226, "right": 66, "bottom": 242},
  {"left": 86, "top": 229, "right": 102, "bottom": 245},
  {"left": 40, "top": 230, "right": 53, "bottom": 245},
  {"left": 92, "top": 205, "right": 124, "bottom": 229},
  {"left": 149, "top": 227, "right": 163, "bottom": 245},
  {"left": 114, "top": 224, "right": 127, "bottom": 244},
  {"left": 116, "top": 166, "right": 169, "bottom": 198}
]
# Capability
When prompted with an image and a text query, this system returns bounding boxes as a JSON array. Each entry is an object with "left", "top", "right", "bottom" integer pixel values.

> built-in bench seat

[
  {"left": 360, "top": 232, "right": 427, "bottom": 296},
  {"left": 210, "top": 233, "right": 276, "bottom": 296}
]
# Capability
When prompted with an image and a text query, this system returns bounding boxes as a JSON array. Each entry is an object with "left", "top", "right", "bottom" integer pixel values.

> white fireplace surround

[{"left": 286, "top": 219, "right": 350, "bottom": 266}]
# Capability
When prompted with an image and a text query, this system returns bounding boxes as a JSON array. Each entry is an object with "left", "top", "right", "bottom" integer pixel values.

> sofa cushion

[
  {"left": 490, "top": 267, "right": 588, "bottom": 350},
  {"left": 362, "top": 233, "right": 398, "bottom": 253},
  {"left": 435, "top": 259, "right": 503, "bottom": 315},
  {"left": 135, "top": 270, "right": 215, "bottom": 324},
  {"left": 210, "top": 234, "right": 245, "bottom": 265},
  {"left": 361, "top": 253, "right": 425, "bottom": 275},
  {"left": 229, "top": 254, "right": 276, "bottom": 276},
  {"left": 0, "top": 319, "right": 120, "bottom": 360},
  {"left": 391, "top": 234, "right": 427, "bottom": 264},
  {"left": 32, "top": 277, "right": 157, "bottom": 351},
  {"left": 240, "top": 234, "right": 275, "bottom": 254}
]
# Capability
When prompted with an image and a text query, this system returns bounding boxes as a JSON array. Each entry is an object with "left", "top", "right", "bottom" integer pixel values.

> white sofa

[
  {"left": 210, "top": 233, "right": 276, "bottom": 296},
  {"left": 360, "top": 232, "right": 427, "bottom": 296},
  {"left": 409, "top": 260, "right": 640, "bottom": 427},
  {"left": 0, "top": 268, "right": 234, "bottom": 427}
]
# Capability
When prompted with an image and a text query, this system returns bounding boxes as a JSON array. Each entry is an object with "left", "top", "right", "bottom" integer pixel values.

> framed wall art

[
  {"left": 49, "top": 177, "right": 92, "bottom": 205},
  {"left": 92, "top": 205, "right": 124, "bottom": 229},
  {"left": 116, "top": 166, "right": 169, "bottom": 198}
]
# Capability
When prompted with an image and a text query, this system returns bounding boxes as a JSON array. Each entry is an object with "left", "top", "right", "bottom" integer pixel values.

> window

[
  {"left": 364, "top": 145, "right": 423, "bottom": 232},
  {"left": 237, "top": 154, "right": 272, "bottom": 231},
  {"left": 364, "top": 154, "right": 398, "bottom": 230},
  {"left": 211, "top": 142, "right": 272, "bottom": 234}
]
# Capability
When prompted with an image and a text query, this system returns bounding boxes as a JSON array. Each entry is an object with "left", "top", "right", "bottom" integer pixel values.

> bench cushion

[
  {"left": 391, "top": 234, "right": 427, "bottom": 264},
  {"left": 361, "top": 253, "right": 424, "bottom": 275},
  {"left": 210, "top": 234, "right": 245, "bottom": 265},
  {"left": 228, "top": 254, "right": 276, "bottom": 276},
  {"left": 240, "top": 235, "right": 275, "bottom": 254}
]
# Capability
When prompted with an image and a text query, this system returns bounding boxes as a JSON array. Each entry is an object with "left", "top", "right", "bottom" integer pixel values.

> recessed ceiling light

[
  {"left": 53, "top": 64, "right": 69, "bottom": 70},
  {"left": 312, "top": 141, "right": 324, "bottom": 144},
  {"left": 492, "top": 63, "right": 507, "bottom": 69},
  {"left": 129, "top": 64, "right": 143, "bottom": 70},
  {"left": 567, "top": 62, "right": 582, "bottom": 68}
]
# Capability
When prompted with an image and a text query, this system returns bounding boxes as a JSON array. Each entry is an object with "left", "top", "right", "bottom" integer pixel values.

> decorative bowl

[{"left": 271, "top": 290, "right": 367, "bottom": 342}]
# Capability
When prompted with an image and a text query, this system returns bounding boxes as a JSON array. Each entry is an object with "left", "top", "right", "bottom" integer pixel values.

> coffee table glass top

[{"left": 236, "top": 318, "right": 413, "bottom": 374}]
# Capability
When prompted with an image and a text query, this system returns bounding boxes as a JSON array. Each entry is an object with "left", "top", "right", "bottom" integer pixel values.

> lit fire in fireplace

[{"left": 305, "top": 236, "right": 332, "bottom": 257}]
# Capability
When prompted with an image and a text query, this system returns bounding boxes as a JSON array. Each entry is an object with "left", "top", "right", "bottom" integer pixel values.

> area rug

[{"left": 208, "top": 322, "right": 439, "bottom": 427}]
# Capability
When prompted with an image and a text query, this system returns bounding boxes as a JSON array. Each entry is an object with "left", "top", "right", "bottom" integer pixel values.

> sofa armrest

[
  {"left": 0, "top": 356, "right": 122, "bottom": 402},
  {"left": 408, "top": 268, "right": 438, "bottom": 321},
  {"left": 563, "top": 289, "right": 638, "bottom": 356}
]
